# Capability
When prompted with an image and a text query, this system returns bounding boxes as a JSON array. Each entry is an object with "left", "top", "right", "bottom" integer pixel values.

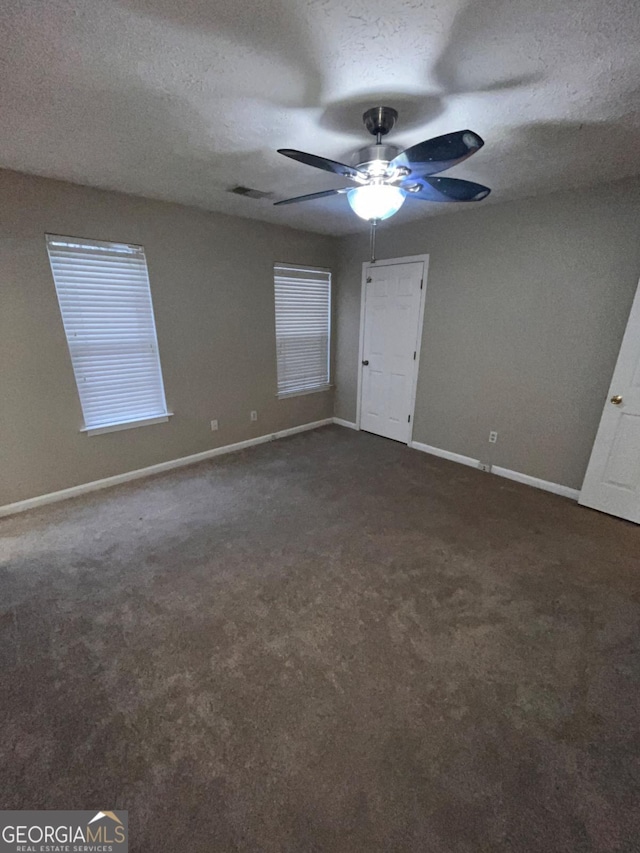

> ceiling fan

[{"left": 274, "top": 106, "right": 490, "bottom": 229}]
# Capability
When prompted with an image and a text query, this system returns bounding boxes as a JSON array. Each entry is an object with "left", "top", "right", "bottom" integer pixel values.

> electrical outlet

[
  {"left": 489, "top": 430, "right": 498, "bottom": 443},
  {"left": 250, "top": 410, "right": 258, "bottom": 422},
  {"left": 477, "top": 462, "right": 492, "bottom": 472},
  {"left": 210, "top": 419, "right": 219, "bottom": 431}
]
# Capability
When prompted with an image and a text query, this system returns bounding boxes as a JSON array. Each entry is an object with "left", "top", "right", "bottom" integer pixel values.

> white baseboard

[
  {"left": 491, "top": 466, "right": 580, "bottom": 500},
  {"left": 0, "top": 418, "right": 333, "bottom": 519},
  {"left": 409, "top": 441, "right": 478, "bottom": 469},
  {"left": 333, "top": 417, "right": 358, "bottom": 430},
  {"left": 409, "top": 441, "right": 579, "bottom": 500}
]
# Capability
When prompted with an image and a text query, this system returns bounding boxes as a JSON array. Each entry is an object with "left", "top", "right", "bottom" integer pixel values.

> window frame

[{"left": 273, "top": 262, "right": 332, "bottom": 399}]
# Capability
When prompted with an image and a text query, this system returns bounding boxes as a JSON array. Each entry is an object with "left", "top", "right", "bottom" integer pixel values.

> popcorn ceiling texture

[{"left": 2, "top": 0, "right": 640, "bottom": 234}]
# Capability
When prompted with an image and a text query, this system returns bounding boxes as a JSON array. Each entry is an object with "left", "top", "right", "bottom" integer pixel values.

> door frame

[{"left": 355, "top": 254, "right": 430, "bottom": 443}]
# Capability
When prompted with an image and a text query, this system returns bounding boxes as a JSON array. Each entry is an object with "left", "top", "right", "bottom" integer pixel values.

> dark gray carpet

[{"left": 1, "top": 425, "right": 639, "bottom": 851}]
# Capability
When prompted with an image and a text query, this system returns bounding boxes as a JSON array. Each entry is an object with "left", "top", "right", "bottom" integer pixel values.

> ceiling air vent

[{"left": 228, "top": 185, "right": 271, "bottom": 200}]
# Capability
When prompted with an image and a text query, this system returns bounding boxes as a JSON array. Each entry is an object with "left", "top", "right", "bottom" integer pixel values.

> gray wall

[
  {"left": 335, "top": 179, "right": 640, "bottom": 490},
  {"left": 0, "top": 169, "right": 336, "bottom": 506},
  {"left": 3, "top": 168, "right": 639, "bottom": 506}
]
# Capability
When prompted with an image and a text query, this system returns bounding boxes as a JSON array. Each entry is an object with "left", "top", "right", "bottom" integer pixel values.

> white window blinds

[
  {"left": 46, "top": 234, "right": 169, "bottom": 434},
  {"left": 274, "top": 264, "right": 331, "bottom": 397}
]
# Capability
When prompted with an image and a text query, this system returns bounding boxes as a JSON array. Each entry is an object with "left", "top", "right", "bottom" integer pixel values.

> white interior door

[
  {"left": 360, "top": 261, "right": 424, "bottom": 443},
  {"left": 579, "top": 277, "right": 640, "bottom": 523}
]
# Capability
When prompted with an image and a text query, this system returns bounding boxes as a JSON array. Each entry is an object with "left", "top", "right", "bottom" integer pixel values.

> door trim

[{"left": 355, "top": 254, "right": 430, "bottom": 442}]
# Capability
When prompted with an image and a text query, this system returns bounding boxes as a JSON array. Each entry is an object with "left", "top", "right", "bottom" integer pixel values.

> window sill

[
  {"left": 82, "top": 413, "right": 174, "bottom": 436},
  {"left": 277, "top": 385, "right": 333, "bottom": 400}
]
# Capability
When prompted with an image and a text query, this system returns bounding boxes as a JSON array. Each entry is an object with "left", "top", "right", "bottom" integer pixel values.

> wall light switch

[
  {"left": 250, "top": 411, "right": 258, "bottom": 421},
  {"left": 210, "top": 419, "right": 219, "bottom": 431}
]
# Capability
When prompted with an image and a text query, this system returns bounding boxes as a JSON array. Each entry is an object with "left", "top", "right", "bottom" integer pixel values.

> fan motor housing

[
  {"left": 363, "top": 106, "right": 398, "bottom": 137},
  {"left": 353, "top": 143, "right": 400, "bottom": 173}
]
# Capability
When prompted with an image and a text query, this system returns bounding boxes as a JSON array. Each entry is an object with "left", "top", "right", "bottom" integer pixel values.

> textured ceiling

[{"left": 2, "top": 0, "right": 640, "bottom": 235}]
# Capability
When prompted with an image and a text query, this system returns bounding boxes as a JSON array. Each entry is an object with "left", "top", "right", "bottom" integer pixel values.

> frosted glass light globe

[{"left": 347, "top": 185, "right": 406, "bottom": 221}]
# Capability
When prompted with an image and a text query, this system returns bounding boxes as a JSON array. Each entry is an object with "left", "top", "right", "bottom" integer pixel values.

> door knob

[
  {"left": 362, "top": 360, "right": 369, "bottom": 366},
  {"left": 610, "top": 395, "right": 623, "bottom": 405}
]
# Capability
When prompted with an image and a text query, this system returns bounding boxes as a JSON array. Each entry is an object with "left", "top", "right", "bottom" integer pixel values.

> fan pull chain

[{"left": 369, "top": 219, "right": 378, "bottom": 263}]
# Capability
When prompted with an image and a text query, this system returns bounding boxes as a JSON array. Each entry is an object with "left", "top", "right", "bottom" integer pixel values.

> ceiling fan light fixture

[
  {"left": 347, "top": 184, "right": 406, "bottom": 221},
  {"left": 274, "top": 109, "right": 490, "bottom": 217}
]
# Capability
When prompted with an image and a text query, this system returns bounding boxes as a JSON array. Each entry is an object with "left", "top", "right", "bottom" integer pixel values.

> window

[
  {"left": 46, "top": 234, "right": 170, "bottom": 435},
  {"left": 274, "top": 263, "right": 331, "bottom": 397}
]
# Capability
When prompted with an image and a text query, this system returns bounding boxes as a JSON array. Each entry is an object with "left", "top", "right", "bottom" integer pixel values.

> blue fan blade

[
  {"left": 391, "top": 131, "right": 484, "bottom": 176},
  {"left": 278, "top": 149, "right": 365, "bottom": 182},
  {"left": 274, "top": 188, "right": 349, "bottom": 206},
  {"left": 402, "top": 176, "right": 491, "bottom": 202}
]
